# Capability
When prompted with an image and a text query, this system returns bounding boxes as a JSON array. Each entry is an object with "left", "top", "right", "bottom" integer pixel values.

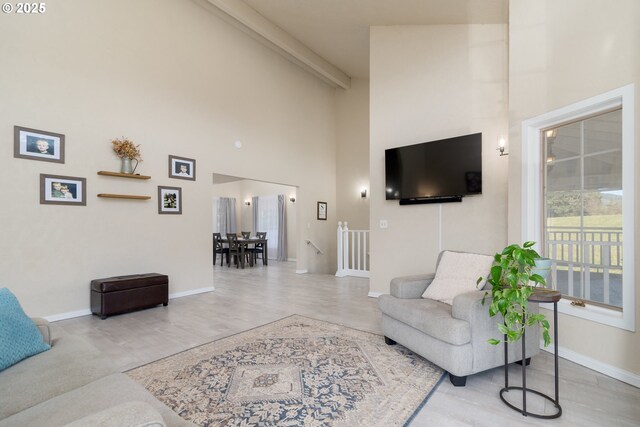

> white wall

[
  {"left": 369, "top": 25, "right": 509, "bottom": 295},
  {"left": 336, "top": 78, "right": 370, "bottom": 231},
  {"left": 0, "top": 0, "right": 337, "bottom": 317},
  {"left": 508, "top": 0, "right": 640, "bottom": 376}
]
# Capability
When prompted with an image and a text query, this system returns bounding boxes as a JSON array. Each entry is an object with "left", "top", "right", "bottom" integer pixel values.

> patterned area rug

[{"left": 127, "top": 315, "right": 444, "bottom": 426}]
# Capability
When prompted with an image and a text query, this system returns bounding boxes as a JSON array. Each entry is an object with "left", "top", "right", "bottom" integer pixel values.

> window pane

[
  {"left": 584, "top": 152, "right": 622, "bottom": 190},
  {"left": 581, "top": 191, "right": 623, "bottom": 307},
  {"left": 546, "top": 158, "right": 581, "bottom": 192},
  {"left": 584, "top": 109, "right": 622, "bottom": 155},
  {"left": 546, "top": 122, "right": 580, "bottom": 161},
  {"left": 257, "top": 195, "right": 278, "bottom": 257}
]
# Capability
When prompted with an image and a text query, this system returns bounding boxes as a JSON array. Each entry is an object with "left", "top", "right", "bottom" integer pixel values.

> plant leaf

[{"left": 529, "top": 273, "right": 546, "bottom": 286}]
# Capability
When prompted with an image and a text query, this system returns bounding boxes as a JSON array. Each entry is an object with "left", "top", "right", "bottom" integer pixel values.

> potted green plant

[{"left": 478, "top": 241, "right": 552, "bottom": 347}]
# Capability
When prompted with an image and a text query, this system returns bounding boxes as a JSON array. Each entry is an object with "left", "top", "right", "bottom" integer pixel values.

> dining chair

[
  {"left": 251, "top": 232, "right": 267, "bottom": 265},
  {"left": 239, "top": 232, "right": 254, "bottom": 264},
  {"left": 226, "top": 234, "right": 242, "bottom": 268},
  {"left": 213, "top": 233, "right": 229, "bottom": 266}
]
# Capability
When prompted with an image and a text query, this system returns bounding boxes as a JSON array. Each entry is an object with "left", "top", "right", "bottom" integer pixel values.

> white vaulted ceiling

[
  {"left": 241, "top": 0, "right": 508, "bottom": 78},
  {"left": 201, "top": 0, "right": 507, "bottom": 87}
]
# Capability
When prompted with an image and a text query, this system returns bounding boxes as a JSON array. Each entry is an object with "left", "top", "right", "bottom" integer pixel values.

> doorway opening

[{"left": 212, "top": 173, "right": 298, "bottom": 269}]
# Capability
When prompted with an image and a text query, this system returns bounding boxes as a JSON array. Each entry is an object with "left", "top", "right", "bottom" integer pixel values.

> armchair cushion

[
  {"left": 378, "top": 295, "right": 471, "bottom": 345},
  {"left": 422, "top": 251, "right": 494, "bottom": 305},
  {"left": 0, "top": 288, "right": 50, "bottom": 372}
]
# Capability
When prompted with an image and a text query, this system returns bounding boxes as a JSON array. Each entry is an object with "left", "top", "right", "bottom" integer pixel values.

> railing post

[
  {"left": 357, "top": 231, "right": 361, "bottom": 271},
  {"left": 343, "top": 222, "right": 349, "bottom": 274},
  {"left": 363, "top": 231, "right": 367, "bottom": 271},
  {"left": 336, "top": 222, "right": 343, "bottom": 277}
]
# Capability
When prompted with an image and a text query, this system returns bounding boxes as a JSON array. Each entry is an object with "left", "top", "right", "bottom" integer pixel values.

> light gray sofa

[
  {"left": 0, "top": 318, "right": 193, "bottom": 427},
  {"left": 378, "top": 252, "right": 540, "bottom": 386}
]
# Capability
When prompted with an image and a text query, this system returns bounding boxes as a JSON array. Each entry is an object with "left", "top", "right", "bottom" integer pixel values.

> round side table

[{"left": 499, "top": 288, "right": 562, "bottom": 419}]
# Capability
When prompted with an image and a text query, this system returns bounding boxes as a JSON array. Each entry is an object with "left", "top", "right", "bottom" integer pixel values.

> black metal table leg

[{"left": 499, "top": 289, "right": 562, "bottom": 419}]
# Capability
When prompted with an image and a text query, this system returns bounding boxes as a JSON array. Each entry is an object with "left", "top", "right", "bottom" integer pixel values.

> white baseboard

[
  {"left": 296, "top": 269, "right": 308, "bottom": 274},
  {"left": 44, "top": 309, "right": 92, "bottom": 322},
  {"left": 287, "top": 258, "right": 297, "bottom": 262},
  {"left": 367, "top": 292, "right": 383, "bottom": 298},
  {"left": 540, "top": 340, "right": 640, "bottom": 388},
  {"left": 169, "top": 286, "right": 215, "bottom": 299},
  {"left": 44, "top": 287, "right": 215, "bottom": 322}
]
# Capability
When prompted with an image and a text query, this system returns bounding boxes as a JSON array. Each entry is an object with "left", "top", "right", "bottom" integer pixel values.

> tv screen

[{"left": 385, "top": 133, "right": 482, "bottom": 201}]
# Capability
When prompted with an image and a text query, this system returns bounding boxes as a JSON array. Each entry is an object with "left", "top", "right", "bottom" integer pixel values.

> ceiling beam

[{"left": 204, "top": 0, "right": 351, "bottom": 89}]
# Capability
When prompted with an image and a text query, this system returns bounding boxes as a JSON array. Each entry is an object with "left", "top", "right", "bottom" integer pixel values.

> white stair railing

[{"left": 336, "top": 221, "right": 370, "bottom": 278}]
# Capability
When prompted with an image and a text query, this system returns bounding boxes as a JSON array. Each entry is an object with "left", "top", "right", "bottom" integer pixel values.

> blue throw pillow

[{"left": 0, "top": 288, "right": 50, "bottom": 371}]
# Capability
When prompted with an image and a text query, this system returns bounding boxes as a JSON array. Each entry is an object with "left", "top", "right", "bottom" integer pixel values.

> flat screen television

[{"left": 385, "top": 132, "right": 482, "bottom": 204}]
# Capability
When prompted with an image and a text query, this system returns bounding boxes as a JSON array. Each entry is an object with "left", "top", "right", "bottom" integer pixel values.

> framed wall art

[
  {"left": 168, "top": 155, "right": 196, "bottom": 181},
  {"left": 15, "top": 126, "right": 65, "bottom": 163},
  {"left": 40, "top": 174, "right": 86, "bottom": 206},
  {"left": 317, "top": 201, "right": 327, "bottom": 220},
  {"left": 158, "top": 186, "right": 182, "bottom": 214}
]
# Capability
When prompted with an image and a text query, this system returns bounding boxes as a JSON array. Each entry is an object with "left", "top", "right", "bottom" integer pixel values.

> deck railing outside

[{"left": 545, "top": 226, "right": 622, "bottom": 307}]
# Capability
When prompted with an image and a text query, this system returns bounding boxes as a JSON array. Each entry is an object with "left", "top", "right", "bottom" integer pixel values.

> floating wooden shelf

[
  {"left": 97, "top": 171, "right": 151, "bottom": 180},
  {"left": 97, "top": 194, "right": 151, "bottom": 200}
]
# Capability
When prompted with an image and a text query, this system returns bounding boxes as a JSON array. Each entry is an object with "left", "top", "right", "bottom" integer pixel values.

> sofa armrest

[
  {"left": 451, "top": 291, "right": 491, "bottom": 323},
  {"left": 31, "top": 317, "right": 51, "bottom": 346},
  {"left": 390, "top": 273, "right": 435, "bottom": 299},
  {"left": 451, "top": 290, "right": 540, "bottom": 324},
  {"left": 451, "top": 290, "right": 540, "bottom": 348}
]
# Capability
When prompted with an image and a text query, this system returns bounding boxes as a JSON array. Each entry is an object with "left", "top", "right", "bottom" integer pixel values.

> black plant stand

[{"left": 500, "top": 289, "right": 562, "bottom": 419}]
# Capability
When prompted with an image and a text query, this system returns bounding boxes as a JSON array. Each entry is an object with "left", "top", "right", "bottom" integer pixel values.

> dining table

[{"left": 220, "top": 236, "right": 268, "bottom": 269}]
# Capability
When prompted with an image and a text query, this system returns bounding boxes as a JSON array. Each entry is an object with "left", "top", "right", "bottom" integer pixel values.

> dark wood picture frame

[
  {"left": 15, "top": 126, "right": 65, "bottom": 164},
  {"left": 317, "top": 201, "right": 327, "bottom": 220},
  {"left": 168, "top": 155, "right": 196, "bottom": 181},
  {"left": 40, "top": 174, "right": 86, "bottom": 206},
  {"left": 158, "top": 185, "right": 182, "bottom": 214}
]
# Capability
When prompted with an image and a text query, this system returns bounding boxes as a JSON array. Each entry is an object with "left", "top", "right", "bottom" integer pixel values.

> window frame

[{"left": 521, "top": 84, "right": 635, "bottom": 331}]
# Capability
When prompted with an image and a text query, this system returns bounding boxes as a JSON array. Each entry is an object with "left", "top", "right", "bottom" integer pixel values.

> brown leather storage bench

[{"left": 90, "top": 273, "right": 168, "bottom": 319}]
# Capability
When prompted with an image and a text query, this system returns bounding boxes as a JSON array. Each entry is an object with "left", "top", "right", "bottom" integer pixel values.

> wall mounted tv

[{"left": 385, "top": 132, "right": 482, "bottom": 205}]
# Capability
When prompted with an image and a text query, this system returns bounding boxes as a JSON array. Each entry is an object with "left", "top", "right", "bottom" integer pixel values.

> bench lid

[{"left": 90, "top": 273, "right": 168, "bottom": 293}]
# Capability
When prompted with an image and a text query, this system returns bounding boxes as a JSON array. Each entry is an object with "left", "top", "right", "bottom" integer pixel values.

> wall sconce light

[
  {"left": 289, "top": 196, "right": 296, "bottom": 203},
  {"left": 545, "top": 129, "right": 557, "bottom": 139},
  {"left": 361, "top": 188, "right": 367, "bottom": 198},
  {"left": 497, "top": 135, "right": 508, "bottom": 156},
  {"left": 244, "top": 200, "right": 251, "bottom": 206}
]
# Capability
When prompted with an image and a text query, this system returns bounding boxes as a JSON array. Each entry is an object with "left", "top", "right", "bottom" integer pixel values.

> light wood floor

[{"left": 55, "top": 261, "right": 640, "bottom": 426}]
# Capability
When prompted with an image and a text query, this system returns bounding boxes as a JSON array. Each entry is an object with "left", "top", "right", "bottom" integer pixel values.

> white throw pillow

[{"left": 422, "top": 251, "right": 495, "bottom": 305}]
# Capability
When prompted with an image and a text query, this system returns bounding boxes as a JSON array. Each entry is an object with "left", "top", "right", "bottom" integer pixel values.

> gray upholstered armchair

[{"left": 378, "top": 251, "right": 540, "bottom": 386}]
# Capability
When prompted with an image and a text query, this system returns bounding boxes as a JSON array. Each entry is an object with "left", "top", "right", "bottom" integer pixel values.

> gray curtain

[
  {"left": 252, "top": 196, "right": 259, "bottom": 234},
  {"left": 219, "top": 197, "right": 237, "bottom": 235},
  {"left": 277, "top": 194, "right": 287, "bottom": 261}
]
